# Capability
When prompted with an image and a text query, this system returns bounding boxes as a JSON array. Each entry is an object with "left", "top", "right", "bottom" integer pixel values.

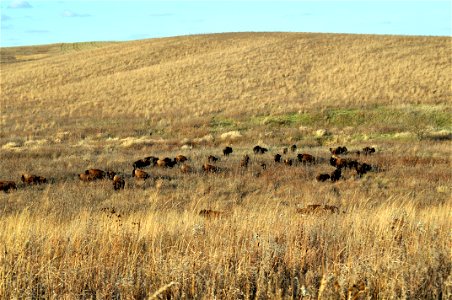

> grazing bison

[
  {"left": 202, "top": 163, "right": 219, "bottom": 173},
  {"left": 199, "top": 209, "right": 222, "bottom": 218},
  {"left": 330, "top": 155, "right": 349, "bottom": 169},
  {"left": 113, "top": 175, "right": 125, "bottom": 191},
  {"left": 132, "top": 169, "right": 150, "bottom": 179},
  {"left": 175, "top": 154, "right": 188, "bottom": 164},
  {"left": 330, "top": 168, "right": 342, "bottom": 182},
  {"left": 330, "top": 146, "right": 348, "bottom": 155},
  {"left": 316, "top": 173, "right": 331, "bottom": 182},
  {"left": 180, "top": 164, "right": 192, "bottom": 173},
  {"left": 21, "top": 173, "right": 47, "bottom": 185},
  {"left": 362, "top": 146, "right": 376, "bottom": 155},
  {"left": 253, "top": 145, "right": 268, "bottom": 154},
  {"left": 297, "top": 204, "right": 340, "bottom": 215},
  {"left": 85, "top": 169, "right": 105, "bottom": 180},
  {"left": 0, "top": 181, "right": 17, "bottom": 193},
  {"left": 290, "top": 144, "right": 297, "bottom": 152},
  {"left": 274, "top": 153, "right": 282, "bottom": 163},
  {"left": 240, "top": 155, "right": 250, "bottom": 168},
  {"left": 207, "top": 155, "right": 219, "bottom": 163},
  {"left": 283, "top": 158, "right": 293, "bottom": 166},
  {"left": 106, "top": 171, "right": 117, "bottom": 180},
  {"left": 78, "top": 173, "right": 95, "bottom": 182},
  {"left": 157, "top": 157, "right": 175, "bottom": 168},
  {"left": 133, "top": 157, "right": 151, "bottom": 169},
  {"left": 223, "top": 146, "right": 233, "bottom": 156},
  {"left": 356, "top": 162, "right": 372, "bottom": 176},
  {"left": 297, "top": 153, "right": 315, "bottom": 164}
]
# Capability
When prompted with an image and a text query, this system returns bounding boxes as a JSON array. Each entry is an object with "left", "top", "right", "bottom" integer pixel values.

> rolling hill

[{"left": 1, "top": 32, "right": 451, "bottom": 143}]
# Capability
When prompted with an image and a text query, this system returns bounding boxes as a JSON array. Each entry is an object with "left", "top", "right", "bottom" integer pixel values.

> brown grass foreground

[{"left": 0, "top": 32, "right": 451, "bottom": 299}]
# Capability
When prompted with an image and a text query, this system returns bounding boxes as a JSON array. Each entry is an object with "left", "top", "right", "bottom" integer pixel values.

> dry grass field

[{"left": 0, "top": 32, "right": 451, "bottom": 299}]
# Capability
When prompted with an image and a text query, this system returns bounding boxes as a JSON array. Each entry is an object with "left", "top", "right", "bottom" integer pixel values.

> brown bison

[
  {"left": 21, "top": 173, "right": 47, "bottom": 185},
  {"left": 175, "top": 154, "right": 188, "bottom": 164},
  {"left": 362, "top": 146, "right": 376, "bottom": 155},
  {"left": 85, "top": 169, "right": 105, "bottom": 179},
  {"left": 240, "top": 155, "right": 250, "bottom": 168},
  {"left": 330, "top": 146, "right": 348, "bottom": 155},
  {"left": 180, "top": 164, "right": 192, "bottom": 173},
  {"left": 199, "top": 209, "right": 222, "bottom": 218},
  {"left": 356, "top": 162, "right": 372, "bottom": 176},
  {"left": 207, "top": 155, "right": 219, "bottom": 163},
  {"left": 297, "top": 153, "right": 315, "bottom": 164},
  {"left": 78, "top": 173, "right": 96, "bottom": 182},
  {"left": 157, "top": 157, "right": 176, "bottom": 168},
  {"left": 316, "top": 173, "right": 331, "bottom": 182},
  {"left": 113, "top": 175, "right": 125, "bottom": 190},
  {"left": 202, "top": 163, "right": 219, "bottom": 173},
  {"left": 0, "top": 181, "right": 17, "bottom": 193},
  {"left": 330, "top": 168, "right": 342, "bottom": 182},
  {"left": 297, "top": 204, "right": 340, "bottom": 215},
  {"left": 132, "top": 169, "right": 150, "bottom": 179},
  {"left": 330, "top": 155, "right": 349, "bottom": 169},
  {"left": 274, "top": 153, "right": 282, "bottom": 163},
  {"left": 290, "top": 144, "right": 297, "bottom": 152},
  {"left": 283, "top": 158, "right": 293, "bottom": 166},
  {"left": 223, "top": 146, "right": 233, "bottom": 156},
  {"left": 253, "top": 145, "right": 268, "bottom": 154}
]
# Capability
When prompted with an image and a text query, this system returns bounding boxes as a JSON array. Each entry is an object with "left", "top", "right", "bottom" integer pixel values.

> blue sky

[{"left": 1, "top": 0, "right": 450, "bottom": 47}]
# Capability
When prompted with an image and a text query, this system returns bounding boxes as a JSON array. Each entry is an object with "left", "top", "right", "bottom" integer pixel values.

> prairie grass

[{"left": 0, "top": 32, "right": 451, "bottom": 299}]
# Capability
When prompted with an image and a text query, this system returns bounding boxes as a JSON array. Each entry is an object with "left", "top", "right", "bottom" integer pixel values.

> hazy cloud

[
  {"left": 8, "top": 0, "right": 32, "bottom": 8},
  {"left": 26, "top": 30, "right": 50, "bottom": 34},
  {"left": 1, "top": 14, "right": 12, "bottom": 21},
  {"left": 149, "top": 13, "right": 174, "bottom": 18},
  {"left": 62, "top": 10, "right": 91, "bottom": 18}
]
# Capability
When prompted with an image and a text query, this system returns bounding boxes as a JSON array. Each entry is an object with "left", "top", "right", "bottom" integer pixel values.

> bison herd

[{"left": 0, "top": 144, "right": 379, "bottom": 193}]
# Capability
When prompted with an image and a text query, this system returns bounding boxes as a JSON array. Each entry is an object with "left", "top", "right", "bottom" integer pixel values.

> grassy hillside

[
  {"left": 1, "top": 32, "right": 451, "bottom": 143},
  {"left": 0, "top": 33, "right": 451, "bottom": 299}
]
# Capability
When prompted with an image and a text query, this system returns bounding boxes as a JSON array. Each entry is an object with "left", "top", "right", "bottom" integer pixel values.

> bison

[
  {"left": 330, "top": 155, "right": 349, "bottom": 169},
  {"left": 356, "top": 162, "right": 372, "bottom": 176},
  {"left": 297, "top": 153, "right": 315, "bottom": 164},
  {"left": 253, "top": 145, "right": 268, "bottom": 154},
  {"left": 133, "top": 157, "right": 151, "bottom": 169},
  {"left": 180, "top": 164, "right": 192, "bottom": 173},
  {"left": 283, "top": 158, "right": 293, "bottom": 166},
  {"left": 84, "top": 169, "right": 105, "bottom": 180},
  {"left": 207, "top": 155, "right": 219, "bottom": 163},
  {"left": 157, "top": 157, "right": 176, "bottom": 168},
  {"left": 202, "top": 163, "right": 219, "bottom": 173},
  {"left": 296, "top": 204, "right": 340, "bottom": 215},
  {"left": 330, "top": 146, "right": 348, "bottom": 155},
  {"left": 223, "top": 146, "right": 233, "bottom": 156},
  {"left": 113, "top": 175, "right": 125, "bottom": 190},
  {"left": 21, "top": 173, "right": 47, "bottom": 185},
  {"left": 282, "top": 147, "right": 288, "bottom": 154},
  {"left": 0, "top": 181, "right": 17, "bottom": 193},
  {"left": 240, "top": 155, "right": 250, "bottom": 168},
  {"left": 132, "top": 169, "right": 150, "bottom": 179},
  {"left": 274, "top": 153, "right": 282, "bottom": 163},
  {"left": 362, "top": 146, "right": 376, "bottom": 155},
  {"left": 290, "top": 144, "right": 297, "bottom": 152},
  {"left": 199, "top": 209, "right": 222, "bottom": 218},
  {"left": 330, "top": 168, "right": 342, "bottom": 182},
  {"left": 174, "top": 154, "right": 188, "bottom": 164},
  {"left": 316, "top": 173, "right": 331, "bottom": 182}
]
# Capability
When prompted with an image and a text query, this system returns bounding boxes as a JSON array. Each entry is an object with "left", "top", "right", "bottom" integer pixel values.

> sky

[{"left": 0, "top": 0, "right": 451, "bottom": 47}]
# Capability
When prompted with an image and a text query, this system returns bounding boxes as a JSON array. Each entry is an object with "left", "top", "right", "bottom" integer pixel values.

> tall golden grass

[{"left": 0, "top": 32, "right": 451, "bottom": 298}]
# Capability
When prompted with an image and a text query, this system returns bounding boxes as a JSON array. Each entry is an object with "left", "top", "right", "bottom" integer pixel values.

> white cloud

[
  {"left": 8, "top": 0, "right": 32, "bottom": 9},
  {"left": 62, "top": 10, "right": 90, "bottom": 18}
]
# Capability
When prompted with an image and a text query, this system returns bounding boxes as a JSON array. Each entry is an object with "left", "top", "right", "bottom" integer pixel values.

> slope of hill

[{"left": 1, "top": 32, "right": 451, "bottom": 142}]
